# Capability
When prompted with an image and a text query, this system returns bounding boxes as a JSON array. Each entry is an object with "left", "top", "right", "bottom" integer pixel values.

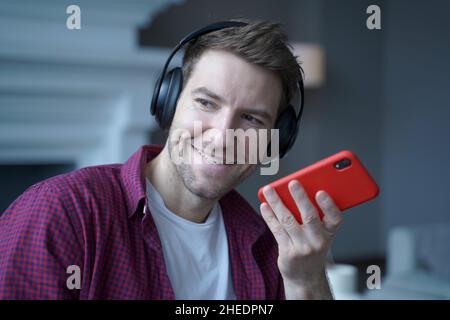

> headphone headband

[{"left": 151, "top": 21, "right": 248, "bottom": 116}]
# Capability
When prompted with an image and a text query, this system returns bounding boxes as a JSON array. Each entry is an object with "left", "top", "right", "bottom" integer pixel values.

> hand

[{"left": 260, "top": 180, "right": 343, "bottom": 298}]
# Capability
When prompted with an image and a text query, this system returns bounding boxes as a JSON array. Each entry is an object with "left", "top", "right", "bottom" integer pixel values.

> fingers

[
  {"left": 288, "top": 180, "right": 321, "bottom": 226},
  {"left": 288, "top": 180, "right": 330, "bottom": 250},
  {"left": 260, "top": 202, "right": 291, "bottom": 249},
  {"left": 261, "top": 182, "right": 343, "bottom": 253},
  {"left": 262, "top": 186, "right": 302, "bottom": 240},
  {"left": 315, "top": 190, "right": 343, "bottom": 234}
]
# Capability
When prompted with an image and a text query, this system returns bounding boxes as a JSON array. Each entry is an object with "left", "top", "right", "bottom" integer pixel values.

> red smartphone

[{"left": 257, "top": 150, "right": 379, "bottom": 224}]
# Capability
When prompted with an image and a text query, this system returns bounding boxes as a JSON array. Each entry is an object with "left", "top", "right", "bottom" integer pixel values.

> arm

[
  {"left": 0, "top": 182, "right": 83, "bottom": 299},
  {"left": 283, "top": 268, "right": 333, "bottom": 300},
  {"left": 260, "top": 180, "right": 342, "bottom": 300}
]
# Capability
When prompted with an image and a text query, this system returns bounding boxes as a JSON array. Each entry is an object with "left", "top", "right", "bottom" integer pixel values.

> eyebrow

[
  {"left": 240, "top": 108, "right": 273, "bottom": 122},
  {"left": 191, "top": 86, "right": 275, "bottom": 122},
  {"left": 191, "top": 87, "right": 226, "bottom": 103}
]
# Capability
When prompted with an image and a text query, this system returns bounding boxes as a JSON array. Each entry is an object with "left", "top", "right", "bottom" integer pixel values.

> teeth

[{"left": 192, "top": 144, "right": 220, "bottom": 164}]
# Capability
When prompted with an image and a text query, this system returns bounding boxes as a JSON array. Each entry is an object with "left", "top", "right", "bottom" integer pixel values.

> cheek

[
  {"left": 238, "top": 163, "right": 257, "bottom": 180},
  {"left": 241, "top": 131, "right": 267, "bottom": 160},
  {"left": 171, "top": 99, "right": 210, "bottom": 132},
  {"left": 170, "top": 102, "right": 196, "bottom": 135},
  {"left": 172, "top": 110, "right": 222, "bottom": 149}
]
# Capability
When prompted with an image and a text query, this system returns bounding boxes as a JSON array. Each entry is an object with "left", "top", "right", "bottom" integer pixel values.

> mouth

[{"left": 191, "top": 143, "right": 230, "bottom": 165}]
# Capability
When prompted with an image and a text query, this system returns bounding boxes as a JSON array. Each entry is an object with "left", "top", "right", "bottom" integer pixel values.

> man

[{"left": 0, "top": 20, "right": 342, "bottom": 299}]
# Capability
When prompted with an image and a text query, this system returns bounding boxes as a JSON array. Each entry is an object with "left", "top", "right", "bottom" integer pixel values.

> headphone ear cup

[
  {"left": 150, "top": 73, "right": 162, "bottom": 117},
  {"left": 271, "top": 105, "right": 298, "bottom": 158},
  {"left": 152, "top": 67, "right": 183, "bottom": 130}
]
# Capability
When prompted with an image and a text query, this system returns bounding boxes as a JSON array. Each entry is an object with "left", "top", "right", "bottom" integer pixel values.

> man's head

[
  {"left": 182, "top": 20, "right": 302, "bottom": 112},
  {"left": 166, "top": 20, "right": 303, "bottom": 200}
]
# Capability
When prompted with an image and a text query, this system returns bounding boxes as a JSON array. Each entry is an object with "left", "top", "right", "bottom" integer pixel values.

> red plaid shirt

[{"left": 0, "top": 145, "right": 284, "bottom": 299}]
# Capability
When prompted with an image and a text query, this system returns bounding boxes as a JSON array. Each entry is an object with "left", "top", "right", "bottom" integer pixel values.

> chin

[
  {"left": 192, "top": 165, "right": 255, "bottom": 198},
  {"left": 184, "top": 178, "right": 228, "bottom": 200},
  {"left": 193, "top": 170, "right": 235, "bottom": 198}
]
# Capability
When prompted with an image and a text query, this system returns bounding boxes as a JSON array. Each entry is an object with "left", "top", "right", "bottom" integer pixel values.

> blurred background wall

[{"left": 1, "top": 0, "right": 449, "bottom": 298}]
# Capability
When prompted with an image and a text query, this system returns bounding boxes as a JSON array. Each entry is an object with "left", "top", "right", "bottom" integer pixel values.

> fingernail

[
  {"left": 289, "top": 180, "right": 300, "bottom": 191},
  {"left": 263, "top": 186, "right": 275, "bottom": 199},
  {"left": 317, "top": 191, "right": 328, "bottom": 203}
]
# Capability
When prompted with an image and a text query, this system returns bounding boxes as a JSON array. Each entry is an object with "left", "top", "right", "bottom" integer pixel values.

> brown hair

[{"left": 182, "top": 19, "right": 303, "bottom": 111}]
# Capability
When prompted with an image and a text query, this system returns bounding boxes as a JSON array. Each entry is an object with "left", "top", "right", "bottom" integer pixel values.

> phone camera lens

[{"left": 334, "top": 158, "right": 352, "bottom": 170}]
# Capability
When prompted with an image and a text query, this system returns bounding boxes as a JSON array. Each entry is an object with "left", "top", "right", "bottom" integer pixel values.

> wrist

[
  {"left": 282, "top": 270, "right": 332, "bottom": 300},
  {"left": 281, "top": 265, "right": 327, "bottom": 287}
]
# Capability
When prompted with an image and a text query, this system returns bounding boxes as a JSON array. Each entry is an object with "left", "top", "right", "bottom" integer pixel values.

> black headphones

[{"left": 150, "top": 21, "right": 304, "bottom": 159}]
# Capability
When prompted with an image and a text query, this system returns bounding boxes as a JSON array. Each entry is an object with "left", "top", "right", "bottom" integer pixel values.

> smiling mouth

[{"left": 191, "top": 143, "right": 231, "bottom": 165}]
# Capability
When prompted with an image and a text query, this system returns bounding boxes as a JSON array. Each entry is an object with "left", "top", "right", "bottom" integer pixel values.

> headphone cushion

[
  {"left": 156, "top": 68, "right": 183, "bottom": 130},
  {"left": 274, "top": 105, "right": 298, "bottom": 158}
]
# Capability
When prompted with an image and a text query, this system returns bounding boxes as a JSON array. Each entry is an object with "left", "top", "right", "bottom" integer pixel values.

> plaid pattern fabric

[{"left": 0, "top": 145, "right": 284, "bottom": 299}]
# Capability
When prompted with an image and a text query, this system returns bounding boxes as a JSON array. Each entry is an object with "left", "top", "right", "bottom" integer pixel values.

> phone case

[{"left": 257, "top": 150, "right": 379, "bottom": 224}]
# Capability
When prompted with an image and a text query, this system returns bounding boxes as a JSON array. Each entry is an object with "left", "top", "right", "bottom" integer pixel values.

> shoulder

[
  {"left": 1, "top": 163, "right": 124, "bottom": 227},
  {"left": 39, "top": 163, "right": 123, "bottom": 197},
  {"left": 36, "top": 163, "right": 123, "bottom": 207}
]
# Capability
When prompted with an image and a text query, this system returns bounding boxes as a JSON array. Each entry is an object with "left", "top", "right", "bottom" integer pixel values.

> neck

[{"left": 145, "top": 145, "right": 216, "bottom": 223}]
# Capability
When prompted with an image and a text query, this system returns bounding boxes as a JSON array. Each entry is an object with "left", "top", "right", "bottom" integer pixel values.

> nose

[{"left": 202, "top": 109, "right": 237, "bottom": 152}]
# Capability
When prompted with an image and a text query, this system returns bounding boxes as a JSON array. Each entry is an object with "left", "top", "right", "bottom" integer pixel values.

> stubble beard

[{"left": 167, "top": 129, "right": 256, "bottom": 200}]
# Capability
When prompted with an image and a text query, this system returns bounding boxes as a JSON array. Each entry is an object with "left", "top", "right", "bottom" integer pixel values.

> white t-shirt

[{"left": 145, "top": 179, "right": 236, "bottom": 300}]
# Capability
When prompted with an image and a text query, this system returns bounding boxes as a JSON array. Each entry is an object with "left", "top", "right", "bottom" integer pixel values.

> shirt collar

[
  {"left": 120, "top": 144, "right": 163, "bottom": 218},
  {"left": 145, "top": 177, "right": 220, "bottom": 226},
  {"left": 120, "top": 144, "right": 268, "bottom": 239},
  {"left": 220, "top": 190, "right": 268, "bottom": 243}
]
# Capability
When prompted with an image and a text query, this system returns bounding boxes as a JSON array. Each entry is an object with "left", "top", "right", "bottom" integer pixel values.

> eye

[
  {"left": 242, "top": 114, "right": 264, "bottom": 126},
  {"left": 195, "top": 98, "right": 216, "bottom": 110}
]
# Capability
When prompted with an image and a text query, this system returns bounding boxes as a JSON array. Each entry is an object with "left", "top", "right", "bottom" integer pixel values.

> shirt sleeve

[
  {"left": 0, "top": 182, "right": 83, "bottom": 299},
  {"left": 276, "top": 272, "right": 286, "bottom": 300}
]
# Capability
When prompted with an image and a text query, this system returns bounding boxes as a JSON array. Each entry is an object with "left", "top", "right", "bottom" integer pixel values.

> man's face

[{"left": 167, "top": 49, "right": 283, "bottom": 199}]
